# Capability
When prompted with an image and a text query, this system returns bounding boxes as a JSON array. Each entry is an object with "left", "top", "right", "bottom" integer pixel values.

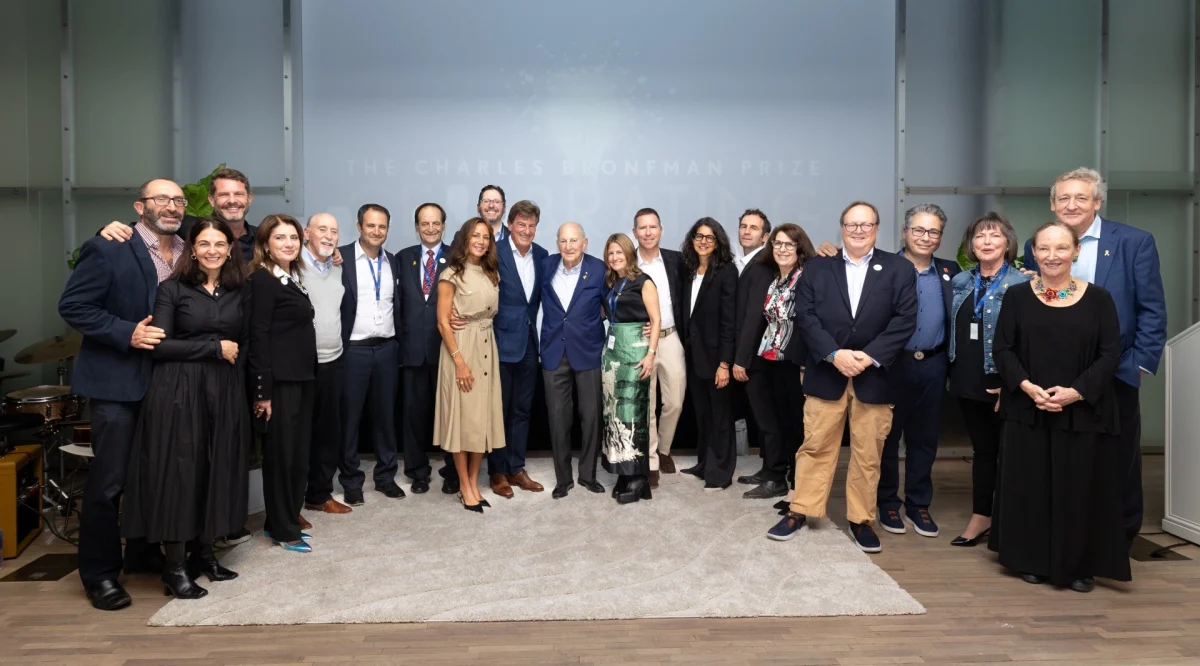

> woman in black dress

[
  {"left": 246, "top": 214, "right": 317, "bottom": 554},
  {"left": 122, "top": 218, "right": 249, "bottom": 599},
  {"left": 989, "top": 220, "right": 1130, "bottom": 592}
]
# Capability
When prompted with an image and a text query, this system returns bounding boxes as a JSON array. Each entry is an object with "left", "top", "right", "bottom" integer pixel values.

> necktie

[{"left": 423, "top": 249, "right": 435, "bottom": 296}]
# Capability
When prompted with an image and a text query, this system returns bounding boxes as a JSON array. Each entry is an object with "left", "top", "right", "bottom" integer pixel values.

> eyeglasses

[
  {"left": 480, "top": 198, "right": 504, "bottom": 206},
  {"left": 1054, "top": 195, "right": 1094, "bottom": 206},
  {"left": 907, "top": 227, "right": 942, "bottom": 239},
  {"left": 693, "top": 234, "right": 716, "bottom": 244},
  {"left": 772, "top": 240, "right": 797, "bottom": 251},
  {"left": 141, "top": 195, "right": 187, "bottom": 208},
  {"left": 841, "top": 222, "right": 877, "bottom": 232}
]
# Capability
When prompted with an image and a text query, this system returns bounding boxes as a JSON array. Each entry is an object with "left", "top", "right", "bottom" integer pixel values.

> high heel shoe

[
  {"left": 273, "top": 539, "right": 312, "bottom": 553},
  {"left": 612, "top": 475, "right": 631, "bottom": 498},
  {"left": 161, "top": 543, "right": 208, "bottom": 599},
  {"left": 459, "top": 492, "right": 484, "bottom": 513},
  {"left": 616, "top": 476, "right": 652, "bottom": 504},
  {"left": 264, "top": 530, "right": 311, "bottom": 542},
  {"left": 188, "top": 554, "right": 238, "bottom": 582},
  {"left": 950, "top": 528, "right": 990, "bottom": 547}
]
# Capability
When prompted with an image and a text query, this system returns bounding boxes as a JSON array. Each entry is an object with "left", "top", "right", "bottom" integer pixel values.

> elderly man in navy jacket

[
  {"left": 1023, "top": 167, "right": 1167, "bottom": 546},
  {"left": 767, "top": 201, "right": 917, "bottom": 553},
  {"left": 540, "top": 222, "right": 607, "bottom": 499},
  {"left": 59, "top": 178, "right": 186, "bottom": 611}
]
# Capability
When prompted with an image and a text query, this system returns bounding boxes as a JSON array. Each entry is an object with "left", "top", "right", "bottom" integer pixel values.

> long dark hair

[
  {"left": 680, "top": 217, "right": 733, "bottom": 277},
  {"left": 446, "top": 217, "right": 500, "bottom": 285},
  {"left": 249, "top": 214, "right": 307, "bottom": 276},
  {"left": 171, "top": 217, "right": 246, "bottom": 289},
  {"left": 755, "top": 223, "right": 817, "bottom": 273}
]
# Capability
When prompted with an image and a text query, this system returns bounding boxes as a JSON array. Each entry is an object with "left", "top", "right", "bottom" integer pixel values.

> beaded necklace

[{"left": 1033, "top": 278, "right": 1077, "bottom": 302}]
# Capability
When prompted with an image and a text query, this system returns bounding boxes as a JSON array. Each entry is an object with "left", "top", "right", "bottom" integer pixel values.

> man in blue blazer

[
  {"left": 540, "top": 222, "right": 607, "bottom": 499},
  {"left": 58, "top": 178, "right": 186, "bottom": 611},
  {"left": 767, "top": 201, "right": 917, "bottom": 553},
  {"left": 1023, "top": 167, "right": 1167, "bottom": 544},
  {"left": 395, "top": 203, "right": 453, "bottom": 495},
  {"left": 487, "top": 200, "right": 549, "bottom": 498}
]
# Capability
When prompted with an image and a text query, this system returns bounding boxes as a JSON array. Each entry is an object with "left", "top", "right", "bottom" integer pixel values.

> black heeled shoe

[
  {"left": 616, "top": 476, "right": 652, "bottom": 504},
  {"left": 459, "top": 492, "right": 483, "bottom": 513},
  {"left": 612, "top": 475, "right": 631, "bottom": 499},
  {"left": 950, "top": 528, "right": 990, "bottom": 547},
  {"left": 190, "top": 554, "right": 238, "bottom": 582},
  {"left": 161, "top": 542, "right": 207, "bottom": 599}
]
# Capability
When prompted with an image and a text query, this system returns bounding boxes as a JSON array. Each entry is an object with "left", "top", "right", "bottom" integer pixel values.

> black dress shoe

[
  {"left": 950, "top": 529, "right": 990, "bottom": 547},
  {"left": 743, "top": 480, "right": 788, "bottom": 499},
  {"left": 552, "top": 483, "right": 574, "bottom": 499},
  {"left": 737, "top": 470, "right": 766, "bottom": 485},
  {"left": 1069, "top": 577, "right": 1095, "bottom": 593},
  {"left": 773, "top": 500, "right": 790, "bottom": 511},
  {"left": 344, "top": 489, "right": 365, "bottom": 506},
  {"left": 411, "top": 478, "right": 430, "bottom": 494},
  {"left": 680, "top": 464, "right": 704, "bottom": 478},
  {"left": 442, "top": 476, "right": 460, "bottom": 494},
  {"left": 375, "top": 482, "right": 406, "bottom": 499},
  {"left": 1020, "top": 573, "right": 1047, "bottom": 585},
  {"left": 616, "top": 476, "right": 652, "bottom": 504},
  {"left": 84, "top": 579, "right": 132, "bottom": 611},
  {"left": 579, "top": 479, "right": 605, "bottom": 494}
]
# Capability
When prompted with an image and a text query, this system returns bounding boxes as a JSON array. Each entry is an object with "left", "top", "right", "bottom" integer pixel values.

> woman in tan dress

[{"left": 435, "top": 217, "right": 506, "bottom": 512}]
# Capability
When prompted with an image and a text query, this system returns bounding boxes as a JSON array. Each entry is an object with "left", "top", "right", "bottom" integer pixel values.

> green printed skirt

[{"left": 601, "top": 323, "right": 652, "bottom": 476}]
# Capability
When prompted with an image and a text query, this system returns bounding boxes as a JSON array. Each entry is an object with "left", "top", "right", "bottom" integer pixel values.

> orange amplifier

[{"left": 0, "top": 444, "right": 43, "bottom": 559}]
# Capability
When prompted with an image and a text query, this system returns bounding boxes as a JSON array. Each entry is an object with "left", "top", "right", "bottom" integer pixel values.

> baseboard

[{"left": 1163, "top": 516, "right": 1200, "bottom": 546}]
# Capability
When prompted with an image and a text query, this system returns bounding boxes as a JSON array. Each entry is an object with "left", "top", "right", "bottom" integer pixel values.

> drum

[{"left": 3, "top": 385, "right": 84, "bottom": 423}]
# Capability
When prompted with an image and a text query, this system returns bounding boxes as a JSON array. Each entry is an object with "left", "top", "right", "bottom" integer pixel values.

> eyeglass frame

[
  {"left": 840, "top": 222, "right": 878, "bottom": 232},
  {"left": 692, "top": 233, "right": 717, "bottom": 244},
  {"left": 905, "top": 226, "right": 943, "bottom": 239},
  {"left": 140, "top": 195, "right": 188, "bottom": 208}
]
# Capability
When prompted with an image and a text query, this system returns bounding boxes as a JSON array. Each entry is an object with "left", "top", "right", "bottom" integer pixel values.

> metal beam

[
  {"left": 1193, "top": 0, "right": 1200, "bottom": 323},
  {"left": 1099, "top": 0, "right": 1110, "bottom": 196},
  {"left": 906, "top": 185, "right": 1195, "bottom": 197},
  {"left": 895, "top": 0, "right": 907, "bottom": 242},
  {"left": 59, "top": 0, "right": 75, "bottom": 256},
  {"left": 68, "top": 185, "right": 286, "bottom": 196},
  {"left": 282, "top": 0, "right": 294, "bottom": 208}
]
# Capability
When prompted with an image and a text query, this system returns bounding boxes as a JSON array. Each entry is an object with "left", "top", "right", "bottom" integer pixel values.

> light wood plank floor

[{"left": 1, "top": 454, "right": 1197, "bottom": 665}]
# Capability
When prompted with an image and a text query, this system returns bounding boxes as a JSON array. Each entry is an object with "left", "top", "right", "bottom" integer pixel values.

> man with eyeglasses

[
  {"left": 732, "top": 209, "right": 771, "bottom": 486},
  {"left": 767, "top": 201, "right": 917, "bottom": 554},
  {"left": 872, "top": 204, "right": 960, "bottom": 540},
  {"left": 478, "top": 185, "right": 508, "bottom": 243},
  {"left": 1022, "top": 167, "right": 1166, "bottom": 548}
]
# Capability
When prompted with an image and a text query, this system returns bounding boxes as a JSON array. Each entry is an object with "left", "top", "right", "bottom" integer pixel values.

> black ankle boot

[
  {"left": 188, "top": 537, "right": 238, "bottom": 582},
  {"left": 611, "top": 475, "right": 631, "bottom": 499},
  {"left": 616, "top": 475, "right": 652, "bottom": 504},
  {"left": 162, "top": 542, "right": 208, "bottom": 599}
]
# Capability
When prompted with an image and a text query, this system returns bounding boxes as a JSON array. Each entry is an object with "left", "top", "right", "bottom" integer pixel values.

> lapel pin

[
  {"left": 942, "top": 273, "right": 950, "bottom": 281},
  {"left": 280, "top": 276, "right": 289, "bottom": 286},
  {"left": 440, "top": 257, "right": 446, "bottom": 263},
  {"left": 412, "top": 260, "right": 417, "bottom": 266},
  {"left": 583, "top": 273, "right": 589, "bottom": 280},
  {"left": 1105, "top": 250, "right": 1111, "bottom": 256},
  {"left": 872, "top": 264, "right": 882, "bottom": 271}
]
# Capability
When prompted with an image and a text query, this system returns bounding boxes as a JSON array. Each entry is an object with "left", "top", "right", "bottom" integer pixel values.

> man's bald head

[
  {"left": 304, "top": 212, "right": 340, "bottom": 259},
  {"left": 556, "top": 222, "right": 588, "bottom": 267}
]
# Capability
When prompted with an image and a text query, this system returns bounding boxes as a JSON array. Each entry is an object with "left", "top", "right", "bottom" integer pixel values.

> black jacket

[
  {"left": 679, "top": 262, "right": 738, "bottom": 379},
  {"left": 734, "top": 263, "right": 807, "bottom": 369},
  {"left": 657, "top": 248, "right": 686, "bottom": 329},
  {"left": 245, "top": 267, "right": 317, "bottom": 400},
  {"left": 338, "top": 242, "right": 403, "bottom": 348},
  {"left": 396, "top": 243, "right": 451, "bottom": 367}
]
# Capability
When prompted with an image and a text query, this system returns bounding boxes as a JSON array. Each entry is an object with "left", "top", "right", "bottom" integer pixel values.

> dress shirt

[
  {"left": 551, "top": 257, "right": 583, "bottom": 310},
  {"left": 302, "top": 246, "right": 333, "bottom": 274},
  {"left": 844, "top": 248, "right": 875, "bottom": 318},
  {"left": 735, "top": 244, "right": 765, "bottom": 275},
  {"left": 907, "top": 261, "right": 946, "bottom": 350},
  {"left": 689, "top": 274, "right": 704, "bottom": 317},
  {"left": 1071, "top": 215, "right": 1101, "bottom": 283},
  {"left": 513, "top": 244, "right": 536, "bottom": 302},
  {"left": 421, "top": 243, "right": 442, "bottom": 301},
  {"left": 637, "top": 249, "right": 676, "bottom": 329},
  {"left": 349, "top": 241, "right": 396, "bottom": 340},
  {"left": 134, "top": 222, "right": 185, "bottom": 284}
]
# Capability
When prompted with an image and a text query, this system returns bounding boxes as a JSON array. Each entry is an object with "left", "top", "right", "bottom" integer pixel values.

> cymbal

[
  {"left": 0, "top": 329, "right": 15, "bottom": 343},
  {"left": 15, "top": 332, "right": 81, "bottom": 365},
  {"left": 0, "top": 371, "right": 31, "bottom": 381}
]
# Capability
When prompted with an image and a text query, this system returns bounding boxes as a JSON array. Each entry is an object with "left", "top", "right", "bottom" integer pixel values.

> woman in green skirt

[{"left": 600, "top": 233, "right": 662, "bottom": 504}]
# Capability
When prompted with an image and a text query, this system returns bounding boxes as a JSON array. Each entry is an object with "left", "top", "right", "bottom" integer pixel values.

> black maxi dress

[
  {"left": 988, "top": 283, "right": 1131, "bottom": 585},
  {"left": 122, "top": 278, "right": 251, "bottom": 544}
]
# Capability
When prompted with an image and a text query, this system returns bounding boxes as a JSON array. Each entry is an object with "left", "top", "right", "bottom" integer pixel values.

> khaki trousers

[
  {"left": 790, "top": 380, "right": 894, "bottom": 525},
  {"left": 648, "top": 331, "right": 686, "bottom": 471}
]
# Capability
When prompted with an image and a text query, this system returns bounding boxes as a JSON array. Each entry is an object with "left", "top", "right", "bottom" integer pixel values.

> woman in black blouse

[
  {"left": 732, "top": 224, "right": 816, "bottom": 503},
  {"left": 678, "top": 218, "right": 738, "bottom": 490},
  {"left": 246, "top": 214, "right": 317, "bottom": 554},
  {"left": 122, "top": 218, "right": 249, "bottom": 599}
]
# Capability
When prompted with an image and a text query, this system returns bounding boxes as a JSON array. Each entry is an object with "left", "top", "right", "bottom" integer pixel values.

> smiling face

[
  {"left": 209, "top": 177, "right": 253, "bottom": 225},
  {"left": 770, "top": 229, "right": 798, "bottom": 273},
  {"left": 358, "top": 209, "right": 389, "bottom": 252},
  {"left": 840, "top": 204, "right": 878, "bottom": 257},
  {"left": 903, "top": 212, "right": 943, "bottom": 261},
  {"left": 415, "top": 205, "right": 444, "bottom": 247},
  {"left": 269, "top": 221, "right": 302, "bottom": 266},
  {"left": 606, "top": 241, "right": 627, "bottom": 273},
  {"left": 692, "top": 225, "right": 716, "bottom": 260},
  {"left": 972, "top": 223, "right": 1008, "bottom": 267},
  {"left": 305, "top": 213, "right": 339, "bottom": 259},
  {"left": 1033, "top": 225, "right": 1078, "bottom": 281},
  {"left": 634, "top": 213, "right": 662, "bottom": 254},
  {"left": 467, "top": 222, "right": 491, "bottom": 261},
  {"left": 135, "top": 179, "right": 185, "bottom": 235},
  {"left": 478, "top": 188, "right": 505, "bottom": 227},
  {"left": 509, "top": 213, "right": 538, "bottom": 254},
  {"left": 194, "top": 227, "right": 230, "bottom": 274},
  {"left": 557, "top": 223, "right": 587, "bottom": 266},
  {"left": 1050, "top": 178, "right": 1102, "bottom": 235}
]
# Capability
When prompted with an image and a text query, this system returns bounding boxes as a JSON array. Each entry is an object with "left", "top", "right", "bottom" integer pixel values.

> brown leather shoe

[
  {"left": 508, "top": 470, "right": 544, "bottom": 492},
  {"left": 490, "top": 473, "right": 514, "bottom": 498},
  {"left": 304, "top": 498, "right": 352, "bottom": 514},
  {"left": 298, "top": 514, "right": 313, "bottom": 530},
  {"left": 649, "top": 470, "right": 660, "bottom": 489},
  {"left": 658, "top": 453, "right": 676, "bottom": 474}
]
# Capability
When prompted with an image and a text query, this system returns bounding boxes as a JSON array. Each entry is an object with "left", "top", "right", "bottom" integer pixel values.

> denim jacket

[{"left": 948, "top": 267, "right": 1031, "bottom": 374}]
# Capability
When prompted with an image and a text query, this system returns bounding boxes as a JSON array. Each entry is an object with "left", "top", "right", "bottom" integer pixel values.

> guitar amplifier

[{"left": 0, "top": 444, "right": 43, "bottom": 559}]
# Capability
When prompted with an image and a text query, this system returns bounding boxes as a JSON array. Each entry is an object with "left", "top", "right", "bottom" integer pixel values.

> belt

[
  {"left": 907, "top": 343, "right": 946, "bottom": 361},
  {"left": 348, "top": 336, "right": 392, "bottom": 347},
  {"left": 661, "top": 327, "right": 676, "bottom": 338}
]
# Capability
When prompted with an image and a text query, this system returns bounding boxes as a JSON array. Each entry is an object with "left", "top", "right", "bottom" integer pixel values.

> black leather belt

[
  {"left": 907, "top": 343, "right": 946, "bottom": 361},
  {"left": 348, "top": 337, "right": 392, "bottom": 347}
]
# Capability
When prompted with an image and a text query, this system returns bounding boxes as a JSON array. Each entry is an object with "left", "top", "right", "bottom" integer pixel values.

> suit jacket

[
  {"left": 539, "top": 254, "right": 607, "bottom": 371},
  {"left": 396, "top": 242, "right": 451, "bottom": 367},
  {"left": 734, "top": 263, "right": 807, "bottom": 369},
  {"left": 245, "top": 267, "right": 317, "bottom": 401},
  {"left": 1023, "top": 217, "right": 1166, "bottom": 386},
  {"left": 796, "top": 248, "right": 918, "bottom": 404},
  {"left": 495, "top": 237, "right": 548, "bottom": 364},
  {"left": 338, "top": 242, "right": 403, "bottom": 348},
  {"left": 680, "top": 262, "right": 738, "bottom": 379},
  {"left": 58, "top": 233, "right": 158, "bottom": 402},
  {"left": 656, "top": 248, "right": 687, "bottom": 329}
]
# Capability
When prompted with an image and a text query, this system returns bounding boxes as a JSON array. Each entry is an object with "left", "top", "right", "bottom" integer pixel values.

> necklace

[{"left": 1034, "top": 278, "right": 1077, "bottom": 302}]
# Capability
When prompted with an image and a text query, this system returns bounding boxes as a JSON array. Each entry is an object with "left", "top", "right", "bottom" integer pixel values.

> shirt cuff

[{"left": 1138, "top": 366, "right": 1153, "bottom": 375}]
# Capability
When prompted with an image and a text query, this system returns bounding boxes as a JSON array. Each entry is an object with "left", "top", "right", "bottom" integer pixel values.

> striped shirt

[{"left": 135, "top": 222, "right": 185, "bottom": 284}]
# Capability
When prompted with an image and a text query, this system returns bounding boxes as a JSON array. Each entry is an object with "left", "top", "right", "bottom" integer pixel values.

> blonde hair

[
  {"left": 1050, "top": 167, "right": 1106, "bottom": 204},
  {"left": 602, "top": 233, "right": 643, "bottom": 287}
]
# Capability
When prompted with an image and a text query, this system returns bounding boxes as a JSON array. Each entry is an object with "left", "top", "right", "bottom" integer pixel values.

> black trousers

[
  {"left": 958, "top": 396, "right": 1002, "bottom": 517},
  {"left": 543, "top": 357, "right": 602, "bottom": 486},
  {"left": 339, "top": 340, "right": 399, "bottom": 491},
  {"left": 688, "top": 363, "right": 735, "bottom": 487},
  {"left": 1113, "top": 378, "right": 1143, "bottom": 543},
  {"left": 305, "top": 357, "right": 346, "bottom": 505},
  {"left": 264, "top": 380, "right": 315, "bottom": 543},
  {"left": 878, "top": 351, "right": 947, "bottom": 511},
  {"left": 400, "top": 362, "right": 452, "bottom": 480},
  {"left": 78, "top": 399, "right": 149, "bottom": 586},
  {"left": 745, "top": 359, "right": 805, "bottom": 487},
  {"left": 490, "top": 328, "right": 539, "bottom": 476}
]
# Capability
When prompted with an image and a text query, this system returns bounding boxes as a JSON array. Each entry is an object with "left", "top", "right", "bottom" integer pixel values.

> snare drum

[{"left": 3, "top": 385, "right": 84, "bottom": 423}]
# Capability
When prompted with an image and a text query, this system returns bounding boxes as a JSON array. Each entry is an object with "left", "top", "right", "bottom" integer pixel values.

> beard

[
  {"left": 146, "top": 208, "right": 182, "bottom": 235},
  {"left": 214, "top": 205, "right": 246, "bottom": 224},
  {"left": 316, "top": 243, "right": 335, "bottom": 258}
]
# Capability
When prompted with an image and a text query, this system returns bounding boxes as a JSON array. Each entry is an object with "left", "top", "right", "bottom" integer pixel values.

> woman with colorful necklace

[{"left": 988, "top": 220, "right": 1129, "bottom": 592}]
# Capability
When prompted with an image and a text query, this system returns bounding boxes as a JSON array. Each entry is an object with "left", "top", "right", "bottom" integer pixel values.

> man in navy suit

[
  {"left": 540, "top": 222, "right": 608, "bottom": 499},
  {"left": 59, "top": 178, "right": 186, "bottom": 611},
  {"left": 487, "top": 200, "right": 549, "bottom": 498},
  {"left": 396, "top": 203, "right": 452, "bottom": 495},
  {"left": 767, "top": 201, "right": 917, "bottom": 553},
  {"left": 1023, "top": 167, "right": 1167, "bottom": 545},
  {"left": 338, "top": 203, "right": 406, "bottom": 505}
]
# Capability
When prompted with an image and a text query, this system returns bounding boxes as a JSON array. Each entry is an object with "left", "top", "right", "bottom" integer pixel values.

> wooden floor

[{"left": 2, "top": 454, "right": 1198, "bottom": 666}]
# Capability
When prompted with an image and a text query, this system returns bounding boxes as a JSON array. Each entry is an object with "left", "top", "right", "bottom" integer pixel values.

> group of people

[{"left": 57, "top": 165, "right": 1164, "bottom": 612}]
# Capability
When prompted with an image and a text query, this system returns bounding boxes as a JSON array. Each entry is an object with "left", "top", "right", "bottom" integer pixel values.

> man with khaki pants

[
  {"left": 766, "top": 201, "right": 916, "bottom": 553},
  {"left": 633, "top": 207, "right": 687, "bottom": 487}
]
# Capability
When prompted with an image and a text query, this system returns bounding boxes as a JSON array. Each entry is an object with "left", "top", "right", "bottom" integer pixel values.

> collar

[
  {"left": 843, "top": 247, "right": 875, "bottom": 267},
  {"left": 513, "top": 243, "right": 533, "bottom": 259},
  {"left": 742, "top": 244, "right": 764, "bottom": 262},
  {"left": 270, "top": 264, "right": 294, "bottom": 280},
  {"left": 1081, "top": 216, "right": 1102, "bottom": 240},
  {"left": 420, "top": 243, "right": 441, "bottom": 256},
  {"left": 302, "top": 246, "right": 332, "bottom": 269},
  {"left": 355, "top": 240, "right": 384, "bottom": 262},
  {"left": 135, "top": 222, "right": 184, "bottom": 251},
  {"left": 637, "top": 248, "right": 663, "bottom": 267},
  {"left": 559, "top": 258, "right": 583, "bottom": 275}
]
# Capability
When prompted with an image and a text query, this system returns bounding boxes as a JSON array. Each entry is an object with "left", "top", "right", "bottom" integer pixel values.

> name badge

[
  {"left": 374, "top": 305, "right": 385, "bottom": 326},
  {"left": 607, "top": 336, "right": 616, "bottom": 350},
  {"left": 969, "top": 322, "right": 979, "bottom": 341}
]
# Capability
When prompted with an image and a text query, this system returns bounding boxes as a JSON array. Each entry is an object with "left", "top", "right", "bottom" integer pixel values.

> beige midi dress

[{"left": 433, "top": 263, "right": 506, "bottom": 454}]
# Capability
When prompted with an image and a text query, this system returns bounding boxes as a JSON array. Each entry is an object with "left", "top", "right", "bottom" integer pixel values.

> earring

[{"left": 191, "top": 254, "right": 197, "bottom": 260}]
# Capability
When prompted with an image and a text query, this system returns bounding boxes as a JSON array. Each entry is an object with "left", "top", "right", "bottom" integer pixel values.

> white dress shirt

[
  {"left": 349, "top": 241, "right": 396, "bottom": 340},
  {"left": 736, "top": 244, "right": 765, "bottom": 275},
  {"left": 513, "top": 244, "right": 536, "bottom": 302},
  {"left": 844, "top": 248, "right": 875, "bottom": 318},
  {"left": 1071, "top": 215, "right": 1102, "bottom": 283},
  {"left": 689, "top": 274, "right": 704, "bottom": 317},
  {"left": 551, "top": 257, "right": 583, "bottom": 310},
  {"left": 637, "top": 249, "right": 676, "bottom": 329}
]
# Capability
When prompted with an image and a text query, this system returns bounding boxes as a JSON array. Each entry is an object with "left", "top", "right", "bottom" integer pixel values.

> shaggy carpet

[{"left": 149, "top": 456, "right": 924, "bottom": 626}]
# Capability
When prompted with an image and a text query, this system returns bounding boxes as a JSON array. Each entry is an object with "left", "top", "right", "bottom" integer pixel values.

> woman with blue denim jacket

[{"left": 947, "top": 212, "right": 1030, "bottom": 546}]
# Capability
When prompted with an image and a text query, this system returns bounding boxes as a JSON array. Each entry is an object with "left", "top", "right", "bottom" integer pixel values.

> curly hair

[{"left": 680, "top": 217, "right": 733, "bottom": 277}]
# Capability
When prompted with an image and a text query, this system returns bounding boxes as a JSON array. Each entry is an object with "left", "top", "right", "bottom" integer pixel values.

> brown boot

[
  {"left": 658, "top": 453, "right": 676, "bottom": 474},
  {"left": 508, "top": 469, "right": 544, "bottom": 492},
  {"left": 490, "top": 473, "right": 514, "bottom": 499},
  {"left": 649, "top": 470, "right": 660, "bottom": 489},
  {"left": 298, "top": 514, "right": 313, "bottom": 530}
]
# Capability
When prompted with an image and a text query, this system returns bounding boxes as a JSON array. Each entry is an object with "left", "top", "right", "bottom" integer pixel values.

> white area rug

[{"left": 149, "top": 456, "right": 924, "bottom": 626}]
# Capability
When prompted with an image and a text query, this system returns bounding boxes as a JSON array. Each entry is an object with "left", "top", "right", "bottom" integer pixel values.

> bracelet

[
  {"left": 451, "top": 350, "right": 461, "bottom": 359},
  {"left": 648, "top": 349, "right": 657, "bottom": 354}
]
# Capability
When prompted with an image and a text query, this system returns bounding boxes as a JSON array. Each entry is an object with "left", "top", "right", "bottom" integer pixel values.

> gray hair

[
  {"left": 557, "top": 221, "right": 586, "bottom": 239},
  {"left": 903, "top": 203, "right": 947, "bottom": 229},
  {"left": 962, "top": 211, "right": 1019, "bottom": 264},
  {"left": 1050, "top": 167, "right": 1107, "bottom": 204}
]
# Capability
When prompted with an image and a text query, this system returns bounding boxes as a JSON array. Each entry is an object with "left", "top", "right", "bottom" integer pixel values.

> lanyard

[
  {"left": 422, "top": 246, "right": 441, "bottom": 290},
  {"left": 607, "top": 278, "right": 628, "bottom": 324},
  {"left": 365, "top": 252, "right": 383, "bottom": 302},
  {"left": 973, "top": 264, "right": 1007, "bottom": 320}
]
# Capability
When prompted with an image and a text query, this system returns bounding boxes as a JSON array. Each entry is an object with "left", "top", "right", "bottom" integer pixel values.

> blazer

[
  {"left": 57, "top": 233, "right": 158, "bottom": 402},
  {"left": 1023, "top": 217, "right": 1167, "bottom": 387},
  {"left": 734, "top": 263, "right": 807, "bottom": 369},
  {"left": 396, "top": 242, "right": 451, "bottom": 367},
  {"left": 796, "top": 248, "right": 918, "bottom": 404},
  {"left": 245, "top": 267, "right": 317, "bottom": 401},
  {"left": 495, "top": 237, "right": 548, "bottom": 363},
  {"left": 338, "top": 242, "right": 403, "bottom": 348},
  {"left": 539, "top": 254, "right": 607, "bottom": 371},
  {"left": 657, "top": 248, "right": 687, "bottom": 329},
  {"left": 679, "top": 262, "right": 738, "bottom": 379}
]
